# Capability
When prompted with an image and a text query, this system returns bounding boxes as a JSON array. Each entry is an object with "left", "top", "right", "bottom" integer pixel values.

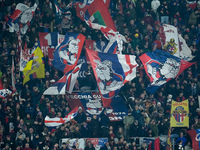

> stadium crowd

[{"left": 0, "top": 0, "right": 200, "bottom": 149}]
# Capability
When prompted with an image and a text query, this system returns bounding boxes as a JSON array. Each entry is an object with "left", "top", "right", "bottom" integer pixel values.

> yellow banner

[
  {"left": 170, "top": 100, "right": 189, "bottom": 127},
  {"left": 23, "top": 47, "right": 45, "bottom": 85}
]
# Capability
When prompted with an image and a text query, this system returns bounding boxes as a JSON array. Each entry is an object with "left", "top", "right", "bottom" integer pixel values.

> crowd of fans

[{"left": 0, "top": 0, "right": 200, "bottom": 149}]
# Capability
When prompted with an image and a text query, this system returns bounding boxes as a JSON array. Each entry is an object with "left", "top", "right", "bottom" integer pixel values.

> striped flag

[
  {"left": 43, "top": 64, "right": 82, "bottom": 95},
  {"left": 11, "top": 56, "right": 16, "bottom": 93},
  {"left": 148, "top": 138, "right": 160, "bottom": 150},
  {"left": 45, "top": 106, "right": 79, "bottom": 127},
  {"left": 0, "top": 80, "right": 12, "bottom": 98}
]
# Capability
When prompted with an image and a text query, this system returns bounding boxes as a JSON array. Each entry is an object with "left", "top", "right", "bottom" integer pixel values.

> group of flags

[{"left": 2, "top": 0, "right": 196, "bottom": 138}]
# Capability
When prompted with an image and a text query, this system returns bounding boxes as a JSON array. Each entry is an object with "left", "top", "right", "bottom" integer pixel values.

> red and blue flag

[
  {"left": 86, "top": 49, "right": 138, "bottom": 107},
  {"left": 148, "top": 138, "right": 160, "bottom": 150},
  {"left": 139, "top": 49, "right": 194, "bottom": 94},
  {"left": 187, "top": 129, "right": 200, "bottom": 150},
  {"left": 52, "top": 32, "right": 85, "bottom": 73}
]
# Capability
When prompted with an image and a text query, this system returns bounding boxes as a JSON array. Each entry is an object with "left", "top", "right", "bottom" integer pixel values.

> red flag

[{"left": 148, "top": 138, "right": 160, "bottom": 150}]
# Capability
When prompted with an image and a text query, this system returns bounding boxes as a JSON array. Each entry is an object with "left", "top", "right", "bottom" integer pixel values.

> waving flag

[
  {"left": 75, "top": 0, "right": 110, "bottom": 21},
  {"left": 52, "top": 32, "right": 85, "bottom": 73},
  {"left": 85, "top": 39, "right": 118, "bottom": 54},
  {"left": 159, "top": 24, "right": 194, "bottom": 61},
  {"left": 187, "top": 129, "right": 200, "bottom": 150},
  {"left": 86, "top": 49, "right": 138, "bottom": 107},
  {"left": 148, "top": 138, "right": 160, "bottom": 150},
  {"left": 45, "top": 106, "right": 79, "bottom": 127},
  {"left": 43, "top": 64, "right": 82, "bottom": 95},
  {"left": 11, "top": 56, "right": 16, "bottom": 93},
  {"left": 20, "top": 42, "right": 32, "bottom": 71},
  {"left": 8, "top": 3, "right": 37, "bottom": 34},
  {"left": 84, "top": 0, "right": 115, "bottom": 31},
  {"left": 0, "top": 80, "right": 12, "bottom": 98},
  {"left": 139, "top": 49, "right": 194, "bottom": 94},
  {"left": 178, "top": 34, "right": 195, "bottom": 61},
  {"left": 23, "top": 47, "right": 45, "bottom": 85},
  {"left": 54, "top": 0, "right": 71, "bottom": 24}
]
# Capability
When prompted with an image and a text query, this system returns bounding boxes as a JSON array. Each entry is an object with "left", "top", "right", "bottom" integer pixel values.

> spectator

[
  {"left": 100, "top": 109, "right": 110, "bottom": 137},
  {"left": 84, "top": 141, "right": 95, "bottom": 150},
  {"left": 74, "top": 107, "right": 86, "bottom": 124},
  {"left": 123, "top": 110, "right": 134, "bottom": 139}
]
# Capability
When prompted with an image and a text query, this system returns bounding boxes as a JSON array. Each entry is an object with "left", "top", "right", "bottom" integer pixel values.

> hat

[
  {"left": 62, "top": 142, "right": 66, "bottom": 145},
  {"left": 45, "top": 72, "right": 50, "bottom": 76},
  {"left": 50, "top": 79, "right": 55, "bottom": 83},
  {"left": 134, "top": 33, "right": 139, "bottom": 37},
  {"left": 152, "top": 101, "right": 156, "bottom": 104},
  {"left": 157, "top": 102, "right": 161, "bottom": 105},
  {"left": 78, "top": 106, "right": 82, "bottom": 110},
  {"left": 168, "top": 94, "right": 172, "bottom": 99}
]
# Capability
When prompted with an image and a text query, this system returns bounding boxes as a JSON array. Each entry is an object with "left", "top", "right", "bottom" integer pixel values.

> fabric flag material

[
  {"left": 48, "top": 48, "right": 55, "bottom": 66},
  {"left": 148, "top": 138, "right": 160, "bottom": 150},
  {"left": 52, "top": 32, "right": 85, "bottom": 73},
  {"left": 23, "top": 47, "right": 45, "bottom": 85},
  {"left": 8, "top": 3, "right": 37, "bottom": 34},
  {"left": 170, "top": 99, "right": 189, "bottom": 127},
  {"left": 178, "top": 34, "right": 194, "bottom": 61},
  {"left": 166, "top": 128, "right": 172, "bottom": 150},
  {"left": 20, "top": 42, "right": 32, "bottom": 71},
  {"left": 85, "top": 39, "right": 118, "bottom": 54},
  {"left": 75, "top": 0, "right": 110, "bottom": 21},
  {"left": 84, "top": 0, "right": 115, "bottom": 31},
  {"left": 85, "top": 19, "right": 126, "bottom": 54},
  {"left": 187, "top": 129, "right": 200, "bottom": 150},
  {"left": 45, "top": 106, "right": 79, "bottom": 127},
  {"left": 0, "top": 80, "right": 12, "bottom": 98},
  {"left": 43, "top": 64, "right": 82, "bottom": 95},
  {"left": 54, "top": 0, "right": 71, "bottom": 24},
  {"left": 86, "top": 138, "right": 108, "bottom": 150},
  {"left": 86, "top": 49, "right": 138, "bottom": 107},
  {"left": 159, "top": 24, "right": 194, "bottom": 61},
  {"left": 39, "top": 32, "right": 65, "bottom": 57},
  {"left": 139, "top": 49, "right": 194, "bottom": 94},
  {"left": 66, "top": 92, "right": 128, "bottom": 121}
]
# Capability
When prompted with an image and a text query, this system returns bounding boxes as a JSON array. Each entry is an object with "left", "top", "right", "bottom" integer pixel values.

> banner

[
  {"left": 23, "top": 47, "right": 45, "bottom": 85},
  {"left": 0, "top": 80, "right": 12, "bottom": 98},
  {"left": 39, "top": 32, "right": 65, "bottom": 57},
  {"left": 60, "top": 138, "right": 85, "bottom": 150},
  {"left": 48, "top": 48, "right": 55, "bottom": 66},
  {"left": 85, "top": 40, "right": 107, "bottom": 52},
  {"left": 170, "top": 100, "right": 189, "bottom": 127},
  {"left": 187, "top": 129, "right": 200, "bottom": 150},
  {"left": 148, "top": 138, "right": 160, "bottom": 150},
  {"left": 66, "top": 93, "right": 128, "bottom": 121},
  {"left": 86, "top": 138, "right": 108, "bottom": 150}
]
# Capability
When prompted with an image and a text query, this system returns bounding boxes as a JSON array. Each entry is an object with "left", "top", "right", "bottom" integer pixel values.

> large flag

[
  {"left": 139, "top": 49, "right": 194, "bottom": 94},
  {"left": 8, "top": 3, "right": 37, "bottom": 34},
  {"left": 170, "top": 99, "right": 189, "bottom": 127},
  {"left": 84, "top": 0, "right": 115, "bottom": 31},
  {"left": 159, "top": 24, "right": 194, "bottom": 61},
  {"left": 0, "top": 80, "right": 12, "bottom": 98},
  {"left": 74, "top": 0, "right": 110, "bottom": 21},
  {"left": 86, "top": 49, "right": 138, "bottom": 107},
  {"left": 44, "top": 106, "right": 79, "bottom": 127},
  {"left": 20, "top": 42, "right": 32, "bottom": 71},
  {"left": 85, "top": 39, "right": 118, "bottom": 54},
  {"left": 43, "top": 64, "right": 82, "bottom": 95},
  {"left": 52, "top": 32, "right": 85, "bottom": 73},
  {"left": 148, "top": 138, "right": 160, "bottom": 150},
  {"left": 23, "top": 47, "right": 45, "bottom": 85},
  {"left": 187, "top": 129, "right": 200, "bottom": 150}
]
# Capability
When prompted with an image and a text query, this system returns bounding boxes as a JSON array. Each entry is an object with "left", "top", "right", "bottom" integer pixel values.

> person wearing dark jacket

[
  {"left": 100, "top": 109, "right": 110, "bottom": 137},
  {"left": 74, "top": 107, "right": 87, "bottom": 124},
  {"left": 84, "top": 141, "right": 95, "bottom": 150},
  {"left": 89, "top": 115, "right": 100, "bottom": 137}
]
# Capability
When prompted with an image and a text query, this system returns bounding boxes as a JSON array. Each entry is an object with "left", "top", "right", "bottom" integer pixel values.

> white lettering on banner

[
  {"left": 195, "top": 133, "right": 200, "bottom": 141},
  {"left": 78, "top": 71, "right": 86, "bottom": 78},
  {"left": 66, "top": 94, "right": 93, "bottom": 99},
  {"left": 93, "top": 95, "right": 101, "bottom": 99},
  {"left": 44, "top": 33, "right": 52, "bottom": 45},
  {"left": 109, "top": 116, "right": 123, "bottom": 121},
  {"left": 112, "top": 112, "right": 126, "bottom": 115},
  {"left": 41, "top": 46, "right": 48, "bottom": 57}
]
